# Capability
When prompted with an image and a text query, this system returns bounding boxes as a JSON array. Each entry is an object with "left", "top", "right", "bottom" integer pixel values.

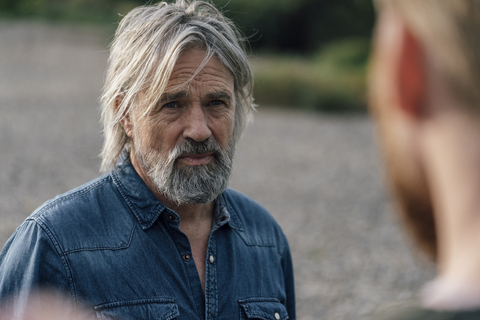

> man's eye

[
  {"left": 210, "top": 100, "right": 224, "bottom": 106},
  {"left": 163, "top": 102, "right": 178, "bottom": 109}
]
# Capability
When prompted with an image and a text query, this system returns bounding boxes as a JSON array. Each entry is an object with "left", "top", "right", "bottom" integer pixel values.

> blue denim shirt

[{"left": 0, "top": 156, "right": 295, "bottom": 320}]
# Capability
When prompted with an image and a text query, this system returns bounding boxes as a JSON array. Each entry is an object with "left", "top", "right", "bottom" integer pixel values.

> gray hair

[
  {"left": 100, "top": 0, "right": 255, "bottom": 172},
  {"left": 374, "top": 0, "right": 480, "bottom": 112}
]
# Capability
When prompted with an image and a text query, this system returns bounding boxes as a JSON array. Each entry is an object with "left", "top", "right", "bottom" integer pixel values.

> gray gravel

[{"left": 0, "top": 21, "right": 435, "bottom": 320}]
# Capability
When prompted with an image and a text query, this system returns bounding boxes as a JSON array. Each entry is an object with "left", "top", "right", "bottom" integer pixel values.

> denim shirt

[{"left": 0, "top": 156, "right": 295, "bottom": 320}]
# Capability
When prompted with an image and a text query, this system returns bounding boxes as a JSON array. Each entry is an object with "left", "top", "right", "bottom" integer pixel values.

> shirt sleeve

[
  {"left": 0, "top": 218, "right": 73, "bottom": 316},
  {"left": 280, "top": 233, "right": 296, "bottom": 320}
]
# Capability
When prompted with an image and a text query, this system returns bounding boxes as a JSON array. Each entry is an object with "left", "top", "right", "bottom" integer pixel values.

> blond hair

[
  {"left": 375, "top": 0, "right": 480, "bottom": 111},
  {"left": 100, "top": 0, "right": 255, "bottom": 171}
]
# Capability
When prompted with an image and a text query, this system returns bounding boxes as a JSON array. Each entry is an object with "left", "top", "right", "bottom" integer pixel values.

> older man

[
  {"left": 369, "top": 0, "right": 480, "bottom": 319},
  {"left": 0, "top": 1, "right": 295, "bottom": 319}
]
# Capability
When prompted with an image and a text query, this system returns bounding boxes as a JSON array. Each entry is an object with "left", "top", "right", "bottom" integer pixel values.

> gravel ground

[{"left": 0, "top": 21, "right": 435, "bottom": 319}]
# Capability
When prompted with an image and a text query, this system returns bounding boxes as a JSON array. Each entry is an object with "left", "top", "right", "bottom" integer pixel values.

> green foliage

[
  {"left": 0, "top": 0, "right": 375, "bottom": 53},
  {"left": 252, "top": 38, "right": 370, "bottom": 112},
  {"left": 0, "top": 0, "right": 374, "bottom": 112},
  {"left": 0, "top": 0, "right": 143, "bottom": 22}
]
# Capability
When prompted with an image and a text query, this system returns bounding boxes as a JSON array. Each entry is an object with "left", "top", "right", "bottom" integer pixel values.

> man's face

[
  {"left": 128, "top": 49, "right": 236, "bottom": 205},
  {"left": 369, "top": 10, "right": 437, "bottom": 259}
]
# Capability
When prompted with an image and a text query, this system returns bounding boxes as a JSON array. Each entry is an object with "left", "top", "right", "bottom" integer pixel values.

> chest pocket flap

[
  {"left": 95, "top": 298, "right": 179, "bottom": 320},
  {"left": 239, "top": 298, "right": 289, "bottom": 320}
]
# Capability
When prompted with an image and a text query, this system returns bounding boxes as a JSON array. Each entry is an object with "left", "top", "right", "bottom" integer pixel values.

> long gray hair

[{"left": 100, "top": 0, "right": 255, "bottom": 172}]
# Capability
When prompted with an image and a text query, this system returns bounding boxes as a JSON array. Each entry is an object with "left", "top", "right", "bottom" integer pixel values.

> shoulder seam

[
  {"left": 27, "top": 218, "right": 79, "bottom": 309},
  {"left": 33, "top": 175, "right": 111, "bottom": 219}
]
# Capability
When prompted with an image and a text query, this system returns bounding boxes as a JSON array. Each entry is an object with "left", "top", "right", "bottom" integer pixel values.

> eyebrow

[
  {"left": 205, "top": 91, "right": 233, "bottom": 103},
  {"left": 158, "top": 90, "right": 233, "bottom": 103},
  {"left": 158, "top": 91, "right": 188, "bottom": 103}
]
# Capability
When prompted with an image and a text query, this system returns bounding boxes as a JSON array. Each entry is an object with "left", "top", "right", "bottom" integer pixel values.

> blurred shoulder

[{"left": 372, "top": 300, "right": 480, "bottom": 320}]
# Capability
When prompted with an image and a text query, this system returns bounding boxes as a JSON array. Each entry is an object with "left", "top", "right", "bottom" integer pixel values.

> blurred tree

[
  {"left": 0, "top": 0, "right": 375, "bottom": 54},
  {"left": 213, "top": 0, "right": 375, "bottom": 53}
]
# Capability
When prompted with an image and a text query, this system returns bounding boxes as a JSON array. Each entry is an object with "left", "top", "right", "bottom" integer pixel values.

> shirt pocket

[
  {"left": 94, "top": 298, "right": 179, "bottom": 320},
  {"left": 238, "top": 298, "right": 289, "bottom": 320}
]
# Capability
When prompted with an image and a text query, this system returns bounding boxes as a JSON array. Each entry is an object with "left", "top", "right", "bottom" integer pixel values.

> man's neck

[{"left": 162, "top": 195, "right": 215, "bottom": 225}]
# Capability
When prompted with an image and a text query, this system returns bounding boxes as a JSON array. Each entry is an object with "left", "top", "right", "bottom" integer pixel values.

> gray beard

[{"left": 134, "top": 137, "right": 235, "bottom": 206}]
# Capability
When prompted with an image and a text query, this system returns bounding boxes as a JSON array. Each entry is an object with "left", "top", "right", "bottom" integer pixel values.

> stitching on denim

[
  {"left": 277, "top": 232, "right": 288, "bottom": 257},
  {"left": 33, "top": 176, "right": 111, "bottom": 218},
  {"left": 95, "top": 300, "right": 180, "bottom": 320},
  {"left": 163, "top": 304, "right": 180, "bottom": 320},
  {"left": 94, "top": 297, "right": 176, "bottom": 310},
  {"left": 223, "top": 193, "right": 244, "bottom": 232},
  {"left": 61, "top": 222, "right": 136, "bottom": 255},
  {"left": 110, "top": 170, "right": 161, "bottom": 230},
  {"left": 204, "top": 233, "right": 218, "bottom": 319},
  {"left": 238, "top": 298, "right": 285, "bottom": 320},
  {"left": 214, "top": 233, "right": 219, "bottom": 318},
  {"left": 238, "top": 297, "right": 281, "bottom": 303},
  {"left": 223, "top": 190, "right": 281, "bottom": 248},
  {"left": 233, "top": 228, "right": 276, "bottom": 247},
  {"left": 28, "top": 173, "right": 136, "bottom": 255},
  {"left": 111, "top": 170, "right": 140, "bottom": 218},
  {"left": 30, "top": 218, "right": 78, "bottom": 310}
]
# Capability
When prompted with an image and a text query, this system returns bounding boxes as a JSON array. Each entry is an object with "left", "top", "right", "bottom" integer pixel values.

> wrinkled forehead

[
  {"left": 134, "top": 47, "right": 236, "bottom": 116},
  {"left": 164, "top": 49, "right": 235, "bottom": 92}
]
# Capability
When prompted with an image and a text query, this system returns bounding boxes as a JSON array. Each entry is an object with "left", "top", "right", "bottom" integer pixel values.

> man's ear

[
  {"left": 396, "top": 24, "right": 426, "bottom": 118},
  {"left": 115, "top": 94, "right": 133, "bottom": 138}
]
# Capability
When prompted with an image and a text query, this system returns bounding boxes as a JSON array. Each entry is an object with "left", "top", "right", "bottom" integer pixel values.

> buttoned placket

[
  {"left": 204, "top": 231, "right": 217, "bottom": 320},
  {"left": 163, "top": 209, "right": 204, "bottom": 318},
  {"left": 163, "top": 199, "right": 230, "bottom": 320},
  {"left": 204, "top": 199, "right": 230, "bottom": 320}
]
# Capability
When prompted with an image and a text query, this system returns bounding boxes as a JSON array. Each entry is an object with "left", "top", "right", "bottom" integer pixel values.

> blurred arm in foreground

[
  {"left": 369, "top": 0, "right": 480, "bottom": 318},
  {"left": 0, "top": 290, "right": 94, "bottom": 320}
]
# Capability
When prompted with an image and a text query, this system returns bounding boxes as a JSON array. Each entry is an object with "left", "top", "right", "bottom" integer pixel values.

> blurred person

[
  {"left": 0, "top": 1, "right": 295, "bottom": 319},
  {"left": 0, "top": 290, "right": 94, "bottom": 320},
  {"left": 369, "top": 0, "right": 480, "bottom": 319}
]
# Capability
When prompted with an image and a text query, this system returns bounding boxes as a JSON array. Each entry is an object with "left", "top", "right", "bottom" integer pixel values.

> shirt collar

[{"left": 110, "top": 151, "right": 242, "bottom": 231}]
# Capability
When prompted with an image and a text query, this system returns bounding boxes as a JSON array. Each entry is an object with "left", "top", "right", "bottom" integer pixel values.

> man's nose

[{"left": 183, "top": 105, "right": 212, "bottom": 142}]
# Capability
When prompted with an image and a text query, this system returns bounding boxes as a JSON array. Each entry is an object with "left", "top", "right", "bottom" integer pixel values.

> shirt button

[
  {"left": 183, "top": 254, "right": 190, "bottom": 262},
  {"left": 168, "top": 214, "right": 174, "bottom": 221},
  {"left": 274, "top": 312, "right": 280, "bottom": 320},
  {"left": 209, "top": 255, "right": 214, "bottom": 264}
]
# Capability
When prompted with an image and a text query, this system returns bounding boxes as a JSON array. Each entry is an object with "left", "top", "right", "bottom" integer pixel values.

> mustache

[{"left": 170, "top": 138, "right": 223, "bottom": 162}]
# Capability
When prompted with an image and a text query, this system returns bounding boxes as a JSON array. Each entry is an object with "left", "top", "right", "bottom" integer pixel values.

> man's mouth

[{"left": 176, "top": 152, "right": 215, "bottom": 166}]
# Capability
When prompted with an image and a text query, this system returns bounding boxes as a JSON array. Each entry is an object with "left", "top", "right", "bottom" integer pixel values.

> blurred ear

[
  {"left": 396, "top": 24, "right": 426, "bottom": 118},
  {"left": 115, "top": 94, "right": 133, "bottom": 138}
]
